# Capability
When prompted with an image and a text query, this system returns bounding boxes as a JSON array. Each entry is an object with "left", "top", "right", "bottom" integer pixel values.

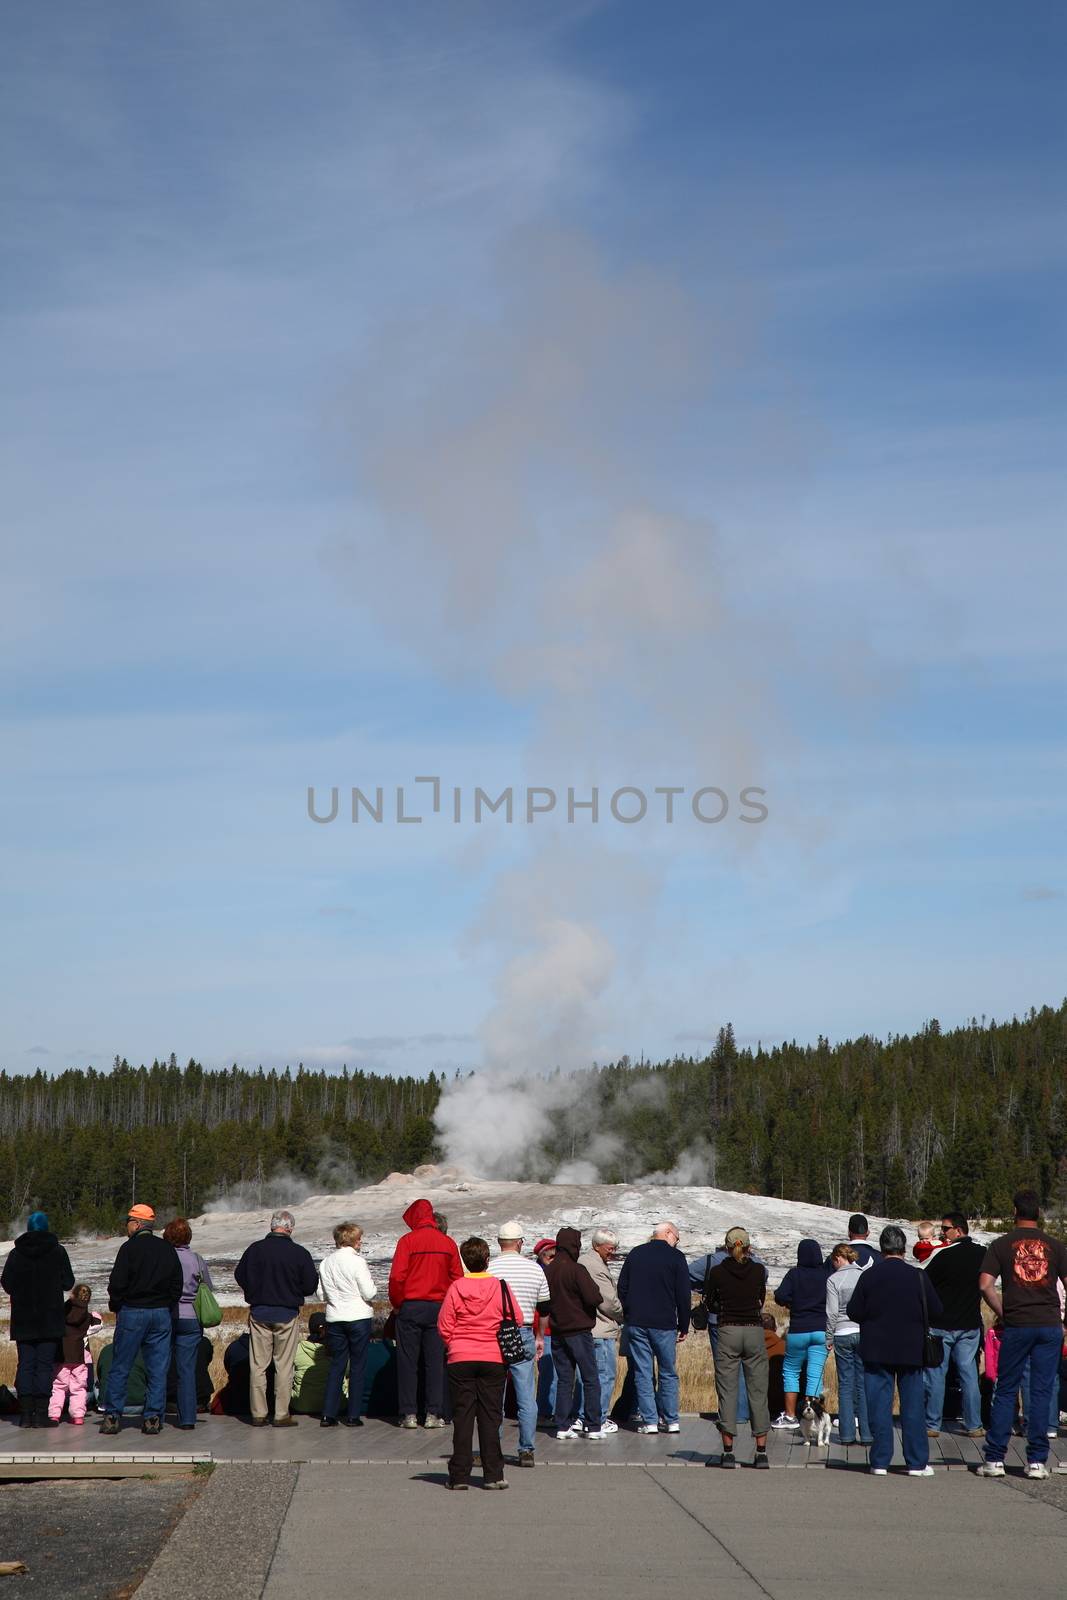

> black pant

[
  {"left": 448, "top": 1361, "right": 506, "bottom": 1484},
  {"left": 16, "top": 1339, "right": 58, "bottom": 1400},
  {"left": 552, "top": 1330, "right": 601, "bottom": 1431},
  {"left": 396, "top": 1300, "right": 446, "bottom": 1418}
]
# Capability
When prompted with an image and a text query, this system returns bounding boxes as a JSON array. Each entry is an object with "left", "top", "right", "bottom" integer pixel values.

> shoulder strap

[
  {"left": 917, "top": 1264, "right": 930, "bottom": 1334},
  {"left": 500, "top": 1277, "right": 517, "bottom": 1324}
]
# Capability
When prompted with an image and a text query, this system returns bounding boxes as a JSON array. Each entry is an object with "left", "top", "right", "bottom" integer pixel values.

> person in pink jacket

[
  {"left": 49, "top": 1284, "right": 101, "bottom": 1424},
  {"left": 437, "top": 1236, "right": 524, "bottom": 1490}
]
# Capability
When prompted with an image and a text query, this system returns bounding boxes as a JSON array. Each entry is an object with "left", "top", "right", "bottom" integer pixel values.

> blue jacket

[
  {"left": 618, "top": 1239, "right": 691, "bottom": 1334},
  {"left": 846, "top": 1256, "right": 945, "bottom": 1367},
  {"left": 774, "top": 1239, "right": 831, "bottom": 1333},
  {"left": 234, "top": 1232, "right": 319, "bottom": 1316}
]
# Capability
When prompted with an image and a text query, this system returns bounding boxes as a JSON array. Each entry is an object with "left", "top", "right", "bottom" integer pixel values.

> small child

[
  {"left": 49, "top": 1284, "right": 101, "bottom": 1424},
  {"left": 912, "top": 1222, "right": 945, "bottom": 1264}
]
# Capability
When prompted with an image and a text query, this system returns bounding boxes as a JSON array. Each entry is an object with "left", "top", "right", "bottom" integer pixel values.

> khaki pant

[
  {"left": 715, "top": 1325, "right": 770, "bottom": 1436},
  {"left": 249, "top": 1315, "right": 302, "bottom": 1421}
]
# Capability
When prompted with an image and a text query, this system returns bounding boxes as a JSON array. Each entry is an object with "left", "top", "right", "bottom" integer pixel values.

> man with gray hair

[
  {"left": 575, "top": 1228, "right": 623, "bottom": 1434},
  {"left": 235, "top": 1210, "right": 319, "bottom": 1427},
  {"left": 618, "top": 1221, "right": 691, "bottom": 1434},
  {"left": 488, "top": 1222, "right": 551, "bottom": 1466}
]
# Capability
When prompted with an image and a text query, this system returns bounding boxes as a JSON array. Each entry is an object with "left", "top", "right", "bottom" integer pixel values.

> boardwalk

[{"left": 2, "top": 1411, "right": 1065, "bottom": 1470}]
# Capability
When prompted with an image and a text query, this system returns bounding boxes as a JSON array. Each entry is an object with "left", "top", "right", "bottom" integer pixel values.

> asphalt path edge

[{"left": 135, "top": 1463, "right": 300, "bottom": 1600}]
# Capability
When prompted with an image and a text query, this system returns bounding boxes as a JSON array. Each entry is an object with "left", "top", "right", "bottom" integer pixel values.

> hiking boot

[
  {"left": 423, "top": 1414, "right": 446, "bottom": 1429},
  {"left": 753, "top": 1450, "right": 770, "bottom": 1470},
  {"left": 141, "top": 1416, "right": 162, "bottom": 1436},
  {"left": 100, "top": 1413, "right": 121, "bottom": 1436},
  {"left": 518, "top": 1450, "right": 535, "bottom": 1468},
  {"left": 17, "top": 1399, "right": 35, "bottom": 1430},
  {"left": 400, "top": 1414, "right": 419, "bottom": 1429},
  {"left": 976, "top": 1461, "right": 1006, "bottom": 1478},
  {"left": 720, "top": 1449, "right": 737, "bottom": 1468},
  {"left": 1026, "top": 1462, "right": 1051, "bottom": 1479}
]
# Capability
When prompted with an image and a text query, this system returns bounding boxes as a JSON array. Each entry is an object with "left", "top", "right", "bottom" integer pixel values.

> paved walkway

[
  {"left": 139, "top": 1459, "right": 1067, "bottom": 1600},
  {"left": 3, "top": 1412, "right": 1065, "bottom": 1470}
]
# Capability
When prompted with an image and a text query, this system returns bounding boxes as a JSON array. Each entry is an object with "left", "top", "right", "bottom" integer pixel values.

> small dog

[{"left": 799, "top": 1395, "right": 832, "bottom": 1447}]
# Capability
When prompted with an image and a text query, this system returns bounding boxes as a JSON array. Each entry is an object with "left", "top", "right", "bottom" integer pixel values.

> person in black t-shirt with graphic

[
  {"left": 923, "top": 1213, "right": 986, "bottom": 1437},
  {"left": 977, "top": 1189, "right": 1067, "bottom": 1479}
]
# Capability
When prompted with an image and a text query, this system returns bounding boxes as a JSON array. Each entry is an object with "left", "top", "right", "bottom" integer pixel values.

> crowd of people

[{"left": 3, "top": 1188, "right": 1066, "bottom": 1489}]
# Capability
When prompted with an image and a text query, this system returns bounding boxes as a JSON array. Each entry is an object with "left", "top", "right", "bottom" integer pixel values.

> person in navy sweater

[
  {"left": 618, "top": 1222, "right": 691, "bottom": 1434},
  {"left": 847, "top": 1225, "right": 945, "bottom": 1476}
]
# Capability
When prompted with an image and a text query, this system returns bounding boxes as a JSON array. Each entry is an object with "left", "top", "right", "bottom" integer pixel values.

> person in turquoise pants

[{"left": 772, "top": 1240, "right": 831, "bottom": 1429}]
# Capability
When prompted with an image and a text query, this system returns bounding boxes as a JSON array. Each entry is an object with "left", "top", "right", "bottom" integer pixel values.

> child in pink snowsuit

[{"left": 49, "top": 1284, "right": 101, "bottom": 1424}]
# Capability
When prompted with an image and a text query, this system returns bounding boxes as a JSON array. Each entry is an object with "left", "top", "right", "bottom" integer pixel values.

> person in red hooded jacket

[{"left": 388, "top": 1198, "right": 463, "bottom": 1428}]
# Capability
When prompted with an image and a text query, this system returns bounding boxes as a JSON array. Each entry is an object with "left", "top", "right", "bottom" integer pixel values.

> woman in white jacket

[
  {"left": 826, "top": 1244, "right": 873, "bottom": 1446},
  {"left": 318, "top": 1222, "right": 378, "bottom": 1426}
]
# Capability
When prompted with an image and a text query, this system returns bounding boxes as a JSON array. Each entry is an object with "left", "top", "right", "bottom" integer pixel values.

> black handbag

[
  {"left": 496, "top": 1279, "right": 527, "bottom": 1365},
  {"left": 918, "top": 1267, "right": 944, "bottom": 1369}
]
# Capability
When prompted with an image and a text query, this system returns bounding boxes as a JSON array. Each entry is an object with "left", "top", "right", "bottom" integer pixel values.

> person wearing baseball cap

[
  {"left": 100, "top": 1202, "right": 183, "bottom": 1438},
  {"left": 487, "top": 1222, "right": 551, "bottom": 1466},
  {"left": 705, "top": 1226, "right": 771, "bottom": 1468}
]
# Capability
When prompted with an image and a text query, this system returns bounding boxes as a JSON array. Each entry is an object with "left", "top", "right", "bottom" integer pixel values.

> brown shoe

[
  {"left": 927, "top": 1429, "right": 940, "bottom": 1438},
  {"left": 965, "top": 1428, "right": 985, "bottom": 1437},
  {"left": 250, "top": 1417, "right": 269, "bottom": 1427},
  {"left": 273, "top": 1415, "right": 299, "bottom": 1428}
]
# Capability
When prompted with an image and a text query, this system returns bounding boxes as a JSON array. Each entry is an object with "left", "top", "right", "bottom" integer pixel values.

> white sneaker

[
  {"left": 977, "top": 1461, "right": 1006, "bottom": 1478},
  {"left": 599, "top": 1419, "right": 619, "bottom": 1434},
  {"left": 1026, "top": 1462, "right": 1051, "bottom": 1479},
  {"left": 771, "top": 1413, "right": 799, "bottom": 1430},
  {"left": 400, "top": 1414, "right": 419, "bottom": 1429},
  {"left": 423, "top": 1414, "right": 445, "bottom": 1429},
  {"left": 907, "top": 1466, "right": 936, "bottom": 1477},
  {"left": 870, "top": 1467, "right": 888, "bottom": 1476},
  {"left": 636, "top": 1423, "right": 659, "bottom": 1435},
  {"left": 555, "top": 1426, "right": 581, "bottom": 1441},
  {"left": 1047, "top": 1429, "right": 1059, "bottom": 1438},
  {"left": 658, "top": 1422, "right": 681, "bottom": 1433},
  {"left": 584, "top": 1428, "right": 607, "bottom": 1441}
]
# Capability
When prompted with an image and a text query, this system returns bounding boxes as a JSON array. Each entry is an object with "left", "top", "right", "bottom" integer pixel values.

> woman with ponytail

[{"left": 705, "top": 1227, "right": 771, "bottom": 1468}]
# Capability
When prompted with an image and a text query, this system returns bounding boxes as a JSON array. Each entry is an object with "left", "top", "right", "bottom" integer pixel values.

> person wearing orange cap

[{"left": 100, "top": 1204, "right": 183, "bottom": 1437}]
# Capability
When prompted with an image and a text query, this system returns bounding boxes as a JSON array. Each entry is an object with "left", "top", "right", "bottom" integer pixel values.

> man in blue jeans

[
  {"left": 488, "top": 1222, "right": 551, "bottom": 1465},
  {"left": 545, "top": 1227, "right": 606, "bottom": 1441},
  {"left": 977, "top": 1189, "right": 1067, "bottom": 1481},
  {"left": 619, "top": 1221, "right": 691, "bottom": 1434},
  {"left": 923, "top": 1212, "right": 986, "bottom": 1437},
  {"left": 101, "top": 1203, "right": 182, "bottom": 1436}
]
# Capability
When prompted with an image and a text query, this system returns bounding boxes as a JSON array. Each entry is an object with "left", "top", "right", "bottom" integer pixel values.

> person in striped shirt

[{"left": 488, "top": 1222, "right": 551, "bottom": 1467}]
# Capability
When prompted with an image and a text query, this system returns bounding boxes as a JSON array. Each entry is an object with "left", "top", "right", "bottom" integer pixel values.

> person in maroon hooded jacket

[{"left": 388, "top": 1198, "right": 463, "bottom": 1428}]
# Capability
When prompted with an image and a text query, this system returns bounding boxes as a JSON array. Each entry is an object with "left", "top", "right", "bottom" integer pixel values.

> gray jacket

[
  {"left": 825, "top": 1259, "right": 871, "bottom": 1342},
  {"left": 578, "top": 1249, "right": 623, "bottom": 1339}
]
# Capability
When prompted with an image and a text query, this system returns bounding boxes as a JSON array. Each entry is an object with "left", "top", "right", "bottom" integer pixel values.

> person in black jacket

[
  {"left": 1, "top": 1210, "right": 74, "bottom": 1428},
  {"left": 234, "top": 1209, "right": 319, "bottom": 1426},
  {"left": 922, "top": 1213, "right": 986, "bottom": 1437},
  {"left": 100, "top": 1202, "right": 182, "bottom": 1437},
  {"left": 618, "top": 1222, "right": 692, "bottom": 1436},
  {"left": 847, "top": 1224, "right": 945, "bottom": 1475}
]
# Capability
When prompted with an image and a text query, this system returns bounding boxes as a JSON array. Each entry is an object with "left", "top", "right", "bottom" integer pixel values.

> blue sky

[{"left": 2, "top": 0, "right": 1064, "bottom": 1079}]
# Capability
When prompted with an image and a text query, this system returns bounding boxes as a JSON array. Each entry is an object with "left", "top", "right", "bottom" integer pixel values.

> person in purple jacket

[{"left": 162, "top": 1218, "right": 215, "bottom": 1431}]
